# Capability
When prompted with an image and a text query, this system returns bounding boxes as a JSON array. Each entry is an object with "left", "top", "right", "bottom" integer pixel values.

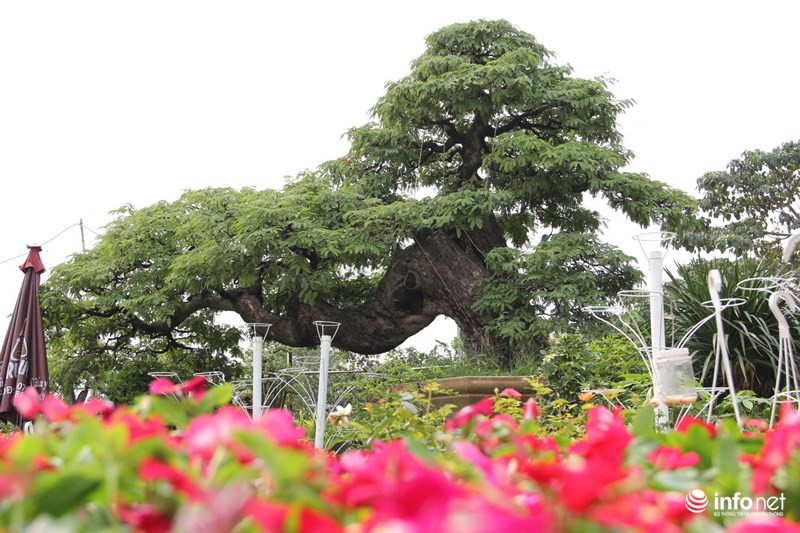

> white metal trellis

[{"left": 769, "top": 290, "right": 800, "bottom": 428}]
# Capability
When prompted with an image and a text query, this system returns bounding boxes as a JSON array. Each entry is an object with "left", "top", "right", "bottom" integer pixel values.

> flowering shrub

[{"left": 1, "top": 379, "right": 799, "bottom": 532}]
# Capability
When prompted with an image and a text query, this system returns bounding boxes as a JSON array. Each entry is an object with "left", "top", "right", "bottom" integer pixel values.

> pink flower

[
  {"left": 476, "top": 413, "right": 518, "bottom": 436},
  {"left": 149, "top": 377, "right": 179, "bottom": 396},
  {"left": 590, "top": 490, "right": 697, "bottom": 533},
  {"left": 183, "top": 406, "right": 252, "bottom": 461},
  {"left": 743, "top": 418, "right": 769, "bottom": 433},
  {"left": 170, "top": 484, "right": 250, "bottom": 532},
  {"left": 13, "top": 387, "right": 40, "bottom": 420},
  {"left": 726, "top": 515, "right": 800, "bottom": 533},
  {"left": 453, "top": 440, "right": 504, "bottom": 487},
  {"left": 360, "top": 457, "right": 461, "bottom": 531},
  {"left": 0, "top": 432, "right": 19, "bottom": 460},
  {"left": 256, "top": 408, "right": 306, "bottom": 447},
  {"left": 522, "top": 398, "right": 539, "bottom": 421},
  {"left": 500, "top": 388, "right": 522, "bottom": 400},
  {"left": 41, "top": 394, "right": 71, "bottom": 423},
  {"left": 445, "top": 493, "right": 554, "bottom": 533},
  {"left": 336, "top": 440, "right": 462, "bottom": 521},
  {"left": 0, "top": 471, "right": 27, "bottom": 500},
  {"left": 445, "top": 397, "right": 495, "bottom": 431},
  {"left": 646, "top": 445, "right": 700, "bottom": 470},
  {"left": 73, "top": 397, "right": 115, "bottom": 419},
  {"left": 474, "top": 414, "right": 519, "bottom": 452}
]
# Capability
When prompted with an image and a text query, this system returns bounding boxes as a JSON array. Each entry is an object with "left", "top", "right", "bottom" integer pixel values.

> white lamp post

[
  {"left": 244, "top": 323, "right": 271, "bottom": 419},
  {"left": 634, "top": 231, "right": 675, "bottom": 428},
  {"left": 313, "top": 321, "right": 340, "bottom": 449}
]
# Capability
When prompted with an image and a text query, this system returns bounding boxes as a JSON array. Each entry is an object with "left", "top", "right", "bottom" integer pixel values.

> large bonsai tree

[{"left": 42, "top": 20, "right": 694, "bottom": 384}]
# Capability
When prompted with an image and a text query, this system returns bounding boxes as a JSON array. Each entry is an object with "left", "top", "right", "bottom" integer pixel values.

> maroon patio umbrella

[{"left": 0, "top": 245, "right": 48, "bottom": 426}]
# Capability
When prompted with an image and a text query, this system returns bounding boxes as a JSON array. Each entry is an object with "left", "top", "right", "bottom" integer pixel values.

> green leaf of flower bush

[
  {"left": 631, "top": 404, "right": 656, "bottom": 439},
  {"left": 197, "top": 382, "right": 234, "bottom": 412},
  {"left": 29, "top": 471, "right": 103, "bottom": 518}
]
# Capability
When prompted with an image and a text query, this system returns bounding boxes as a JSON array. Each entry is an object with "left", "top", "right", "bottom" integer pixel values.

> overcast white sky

[{"left": 1, "top": 1, "right": 798, "bottom": 350}]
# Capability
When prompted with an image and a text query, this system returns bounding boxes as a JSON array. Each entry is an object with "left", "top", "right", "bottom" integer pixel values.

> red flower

[
  {"left": 32, "top": 454, "right": 54, "bottom": 472},
  {"left": 558, "top": 407, "right": 632, "bottom": 512},
  {"left": 109, "top": 408, "right": 172, "bottom": 445},
  {"left": 117, "top": 503, "right": 172, "bottom": 533},
  {"left": 245, "top": 500, "right": 342, "bottom": 533},
  {"left": 139, "top": 458, "right": 206, "bottom": 502},
  {"left": 741, "top": 403, "right": 800, "bottom": 494},
  {"left": 244, "top": 499, "right": 288, "bottom": 532},
  {"left": 12, "top": 387, "right": 40, "bottom": 420},
  {"left": 646, "top": 445, "right": 700, "bottom": 470},
  {"left": 675, "top": 415, "right": 717, "bottom": 437},
  {"left": 179, "top": 375, "right": 208, "bottom": 398},
  {"left": 569, "top": 406, "right": 631, "bottom": 465},
  {"left": 296, "top": 507, "right": 344, "bottom": 533},
  {"left": 514, "top": 433, "right": 562, "bottom": 474},
  {"left": 557, "top": 459, "right": 628, "bottom": 512},
  {"left": 445, "top": 397, "right": 494, "bottom": 431}
]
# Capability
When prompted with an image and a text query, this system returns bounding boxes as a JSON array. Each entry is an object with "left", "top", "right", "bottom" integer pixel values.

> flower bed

[{"left": 1, "top": 378, "right": 799, "bottom": 532}]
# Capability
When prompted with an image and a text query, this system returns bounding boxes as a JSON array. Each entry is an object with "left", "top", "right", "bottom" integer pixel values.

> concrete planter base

[{"left": 430, "top": 375, "right": 532, "bottom": 410}]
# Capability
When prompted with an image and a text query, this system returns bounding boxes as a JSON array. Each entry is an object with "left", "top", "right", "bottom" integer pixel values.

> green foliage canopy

[{"left": 681, "top": 139, "right": 800, "bottom": 257}]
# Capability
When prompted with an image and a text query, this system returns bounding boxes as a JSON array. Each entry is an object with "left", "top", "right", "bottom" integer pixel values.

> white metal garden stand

[
  {"left": 313, "top": 321, "right": 340, "bottom": 449},
  {"left": 244, "top": 323, "right": 271, "bottom": 419},
  {"left": 765, "top": 233, "right": 800, "bottom": 427},
  {"left": 583, "top": 232, "right": 676, "bottom": 426},
  {"left": 768, "top": 290, "right": 799, "bottom": 428},
  {"left": 704, "top": 270, "right": 744, "bottom": 429},
  {"left": 584, "top": 233, "right": 752, "bottom": 429}
]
